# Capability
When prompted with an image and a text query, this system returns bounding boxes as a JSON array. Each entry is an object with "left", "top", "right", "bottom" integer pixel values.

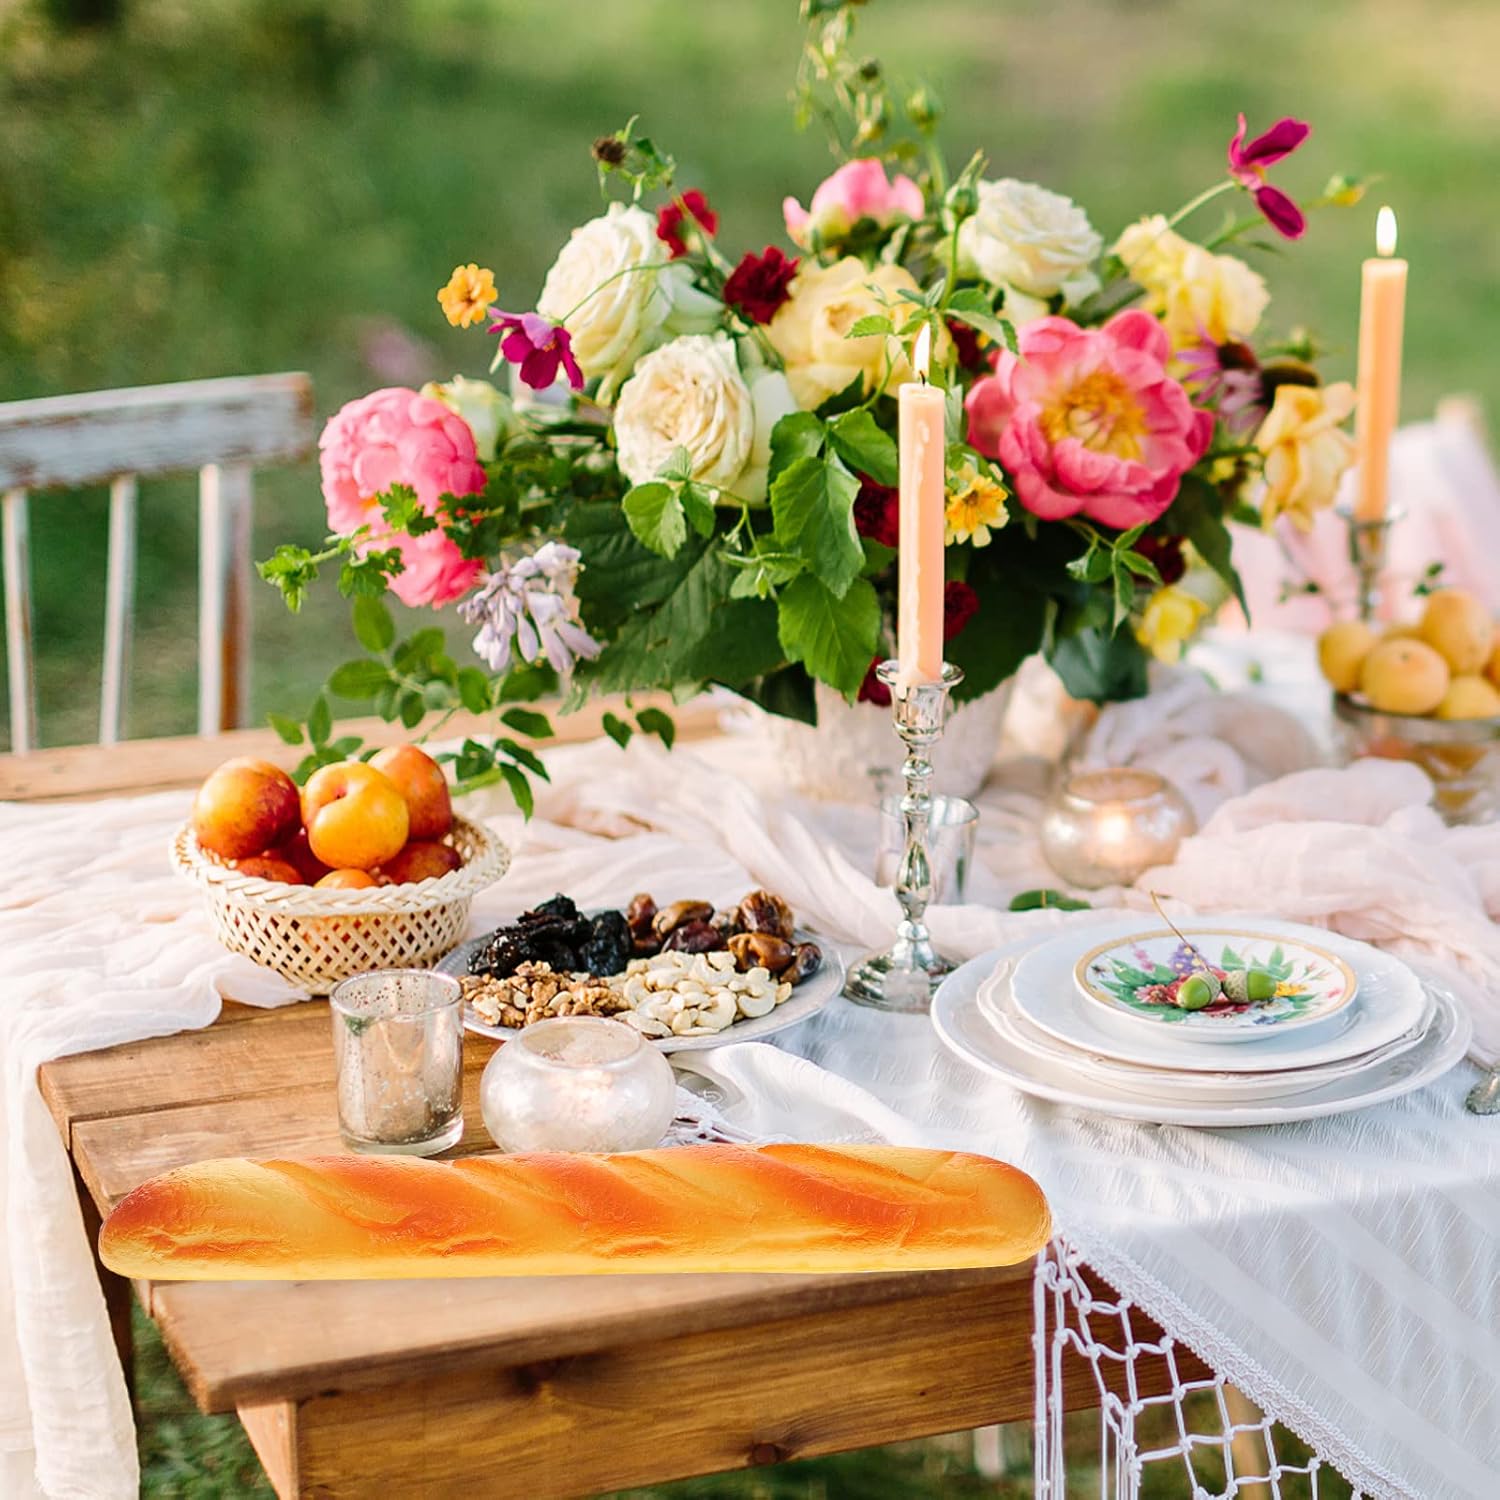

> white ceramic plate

[
  {"left": 977, "top": 960, "right": 1431, "bottom": 1104},
  {"left": 1009, "top": 917, "right": 1427, "bottom": 1073},
  {"left": 934, "top": 945, "right": 1470, "bottom": 1127},
  {"left": 437, "top": 930, "right": 844, "bottom": 1054},
  {"left": 1072, "top": 926, "right": 1357, "bottom": 1040}
]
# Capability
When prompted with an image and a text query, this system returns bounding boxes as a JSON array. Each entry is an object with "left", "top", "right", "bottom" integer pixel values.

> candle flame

[
  {"left": 913, "top": 324, "right": 931, "bottom": 382},
  {"left": 1376, "top": 205, "right": 1398, "bottom": 257}
]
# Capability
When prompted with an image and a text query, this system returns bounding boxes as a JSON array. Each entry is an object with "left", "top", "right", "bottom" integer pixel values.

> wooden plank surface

[{"left": 0, "top": 694, "right": 724, "bottom": 802}]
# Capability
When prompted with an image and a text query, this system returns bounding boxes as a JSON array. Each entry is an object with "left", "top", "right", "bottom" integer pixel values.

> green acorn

[
  {"left": 1223, "top": 967, "right": 1277, "bottom": 1004},
  {"left": 1177, "top": 972, "right": 1222, "bottom": 1011}
]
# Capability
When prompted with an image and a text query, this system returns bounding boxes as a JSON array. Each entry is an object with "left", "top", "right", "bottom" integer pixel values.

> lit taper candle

[
  {"left": 897, "top": 324, "right": 947, "bottom": 686},
  {"left": 1353, "top": 206, "right": 1407, "bottom": 524}
]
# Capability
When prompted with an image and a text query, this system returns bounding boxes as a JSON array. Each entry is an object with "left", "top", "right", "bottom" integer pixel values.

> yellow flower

[
  {"left": 1113, "top": 216, "right": 1268, "bottom": 350},
  {"left": 1135, "top": 585, "right": 1210, "bottom": 664},
  {"left": 944, "top": 462, "right": 1009, "bottom": 547},
  {"left": 438, "top": 263, "right": 497, "bottom": 328},
  {"left": 1255, "top": 381, "right": 1357, "bottom": 531},
  {"left": 766, "top": 257, "right": 946, "bottom": 410}
]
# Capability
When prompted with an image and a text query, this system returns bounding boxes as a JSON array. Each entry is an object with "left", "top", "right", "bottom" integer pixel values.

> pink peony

[
  {"left": 318, "top": 387, "right": 487, "bottom": 608},
  {"left": 965, "top": 310, "right": 1213, "bottom": 530},
  {"left": 782, "top": 158, "right": 923, "bottom": 249}
]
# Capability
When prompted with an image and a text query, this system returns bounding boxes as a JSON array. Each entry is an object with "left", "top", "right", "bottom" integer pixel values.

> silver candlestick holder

[
  {"left": 845, "top": 660, "right": 964, "bottom": 1013},
  {"left": 1339, "top": 504, "right": 1404, "bottom": 622}
]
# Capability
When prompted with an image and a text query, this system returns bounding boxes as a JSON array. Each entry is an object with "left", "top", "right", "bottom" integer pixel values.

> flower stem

[
  {"left": 557, "top": 259, "right": 676, "bottom": 326},
  {"left": 1166, "top": 179, "right": 1237, "bottom": 231}
]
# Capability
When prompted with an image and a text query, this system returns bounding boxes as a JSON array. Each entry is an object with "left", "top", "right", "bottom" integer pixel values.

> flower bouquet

[{"left": 261, "top": 0, "right": 1362, "bottom": 807}]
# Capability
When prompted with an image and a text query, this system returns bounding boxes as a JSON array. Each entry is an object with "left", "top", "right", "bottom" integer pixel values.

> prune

[
  {"left": 581, "top": 910, "right": 632, "bottom": 976},
  {"left": 522, "top": 894, "right": 582, "bottom": 926}
]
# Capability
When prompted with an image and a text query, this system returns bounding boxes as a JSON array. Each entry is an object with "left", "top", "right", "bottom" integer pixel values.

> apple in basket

[
  {"left": 370, "top": 745, "right": 453, "bottom": 841},
  {"left": 191, "top": 758, "right": 301, "bottom": 860},
  {"left": 301, "top": 763, "right": 409, "bottom": 872},
  {"left": 380, "top": 840, "right": 462, "bottom": 884}
]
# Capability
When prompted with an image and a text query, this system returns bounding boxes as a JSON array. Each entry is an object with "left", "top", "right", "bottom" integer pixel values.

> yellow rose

[
  {"left": 1135, "top": 585, "right": 1210, "bottom": 664},
  {"left": 767, "top": 257, "right": 940, "bottom": 410},
  {"left": 1113, "top": 216, "right": 1268, "bottom": 349},
  {"left": 1255, "top": 382, "right": 1357, "bottom": 531}
]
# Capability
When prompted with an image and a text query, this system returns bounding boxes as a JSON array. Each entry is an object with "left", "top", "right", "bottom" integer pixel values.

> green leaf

[
  {"left": 828, "top": 409, "right": 899, "bottom": 486},
  {"left": 769, "top": 411, "right": 826, "bottom": 480},
  {"left": 776, "top": 574, "right": 880, "bottom": 699},
  {"left": 1119, "top": 549, "right": 1162, "bottom": 584},
  {"left": 328, "top": 658, "right": 393, "bottom": 701},
  {"left": 328, "top": 735, "right": 363, "bottom": 758},
  {"left": 338, "top": 548, "right": 404, "bottom": 599},
  {"left": 422, "top": 679, "right": 453, "bottom": 710},
  {"left": 457, "top": 667, "right": 492, "bottom": 715},
  {"left": 602, "top": 711, "right": 633, "bottom": 749},
  {"left": 813, "top": 372, "right": 868, "bottom": 420},
  {"left": 621, "top": 482, "right": 687, "bottom": 559},
  {"left": 398, "top": 691, "right": 426, "bottom": 729},
  {"left": 845, "top": 314, "right": 894, "bottom": 339},
  {"left": 307, "top": 694, "right": 332, "bottom": 747},
  {"left": 496, "top": 736, "right": 550, "bottom": 780},
  {"left": 374, "top": 682, "right": 399, "bottom": 721},
  {"left": 679, "top": 482, "right": 717, "bottom": 538},
  {"left": 770, "top": 453, "right": 863, "bottom": 598},
  {"left": 500, "top": 705, "right": 555, "bottom": 738},
  {"left": 1159, "top": 478, "right": 1247, "bottom": 617},
  {"left": 635, "top": 706, "right": 676, "bottom": 749},
  {"left": 1009, "top": 889, "right": 1093, "bottom": 913},
  {"left": 393, "top": 628, "right": 446, "bottom": 674},
  {"left": 292, "top": 752, "right": 320, "bottom": 786},
  {"left": 496, "top": 661, "right": 559, "bottom": 702},
  {"left": 352, "top": 596, "right": 395, "bottom": 654},
  {"left": 257, "top": 544, "right": 321, "bottom": 613},
  {"left": 498, "top": 762, "right": 534, "bottom": 819},
  {"left": 946, "top": 287, "right": 1019, "bottom": 354},
  {"left": 660, "top": 446, "right": 695, "bottom": 483},
  {"left": 267, "top": 712, "right": 303, "bottom": 746},
  {"left": 1047, "top": 626, "right": 1149, "bottom": 704}
]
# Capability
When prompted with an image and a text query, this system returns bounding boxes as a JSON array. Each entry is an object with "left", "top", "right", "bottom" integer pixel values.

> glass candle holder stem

[
  {"left": 1339, "top": 504, "right": 1403, "bottom": 622},
  {"left": 845, "top": 660, "right": 964, "bottom": 1013}
]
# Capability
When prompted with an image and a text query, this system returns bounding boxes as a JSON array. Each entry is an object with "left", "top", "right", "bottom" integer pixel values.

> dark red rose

[
  {"left": 723, "top": 245, "right": 800, "bottom": 324},
  {"left": 857, "top": 655, "right": 892, "bottom": 706},
  {"left": 853, "top": 477, "right": 900, "bottom": 549},
  {"left": 946, "top": 318, "right": 988, "bottom": 373},
  {"left": 1133, "top": 534, "right": 1187, "bottom": 587},
  {"left": 943, "top": 580, "right": 980, "bottom": 642},
  {"left": 656, "top": 190, "right": 718, "bottom": 259}
]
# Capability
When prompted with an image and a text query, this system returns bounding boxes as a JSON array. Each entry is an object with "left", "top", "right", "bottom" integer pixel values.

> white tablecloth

[{"left": 3, "top": 651, "right": 1500, "bottom": 1499}]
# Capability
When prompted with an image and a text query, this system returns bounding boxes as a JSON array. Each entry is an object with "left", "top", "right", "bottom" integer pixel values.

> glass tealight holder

[
  {"left": 1040, "top": 767, "right": 1196, "bottom": 890},
  {"left": 480, "top": 1016, "right": 676, "bottom": 1154},
  {"left": 330, "top": 969, "right": 465, "bottom": 1156}
]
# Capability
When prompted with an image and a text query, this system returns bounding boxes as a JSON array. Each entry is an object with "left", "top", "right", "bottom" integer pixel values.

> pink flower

[
  {"left": 782, "top": 159, "right": 923, "bottom": 249},
  {"left": 965, "top": 310, "right": 1213, "bottom": 530},
  {"left": 1228, "top": 114, "right": 1311, "bottom": 240},
  {"left": 487, "top": 310, "right": 584, "bottom": 391},
  {"left": 318, "top": 387, "right": 487, "bottom": 609}
]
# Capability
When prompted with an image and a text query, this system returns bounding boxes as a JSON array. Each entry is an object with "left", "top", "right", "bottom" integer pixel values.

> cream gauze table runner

[{"left": 2, "top": 651, "right": 1499, "bottom": 1499}]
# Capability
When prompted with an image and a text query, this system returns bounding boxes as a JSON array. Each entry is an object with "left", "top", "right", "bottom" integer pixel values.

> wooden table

[{"left": 11, "top": 715, "right": 1206, "bottom": 1499}]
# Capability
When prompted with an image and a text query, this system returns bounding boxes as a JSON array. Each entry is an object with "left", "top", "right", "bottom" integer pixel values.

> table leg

[{"left": 72, "top": 1162, "right": 134, "bottom": 1400}]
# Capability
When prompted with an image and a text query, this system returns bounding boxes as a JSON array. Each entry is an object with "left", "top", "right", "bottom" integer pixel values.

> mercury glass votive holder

[
  {"left": 1040, "top": 767, "right": 1196, "bottom": 890},
  {"left": 480, "top": 1016, "right": 677, "bottom": 1154},
  {"left": 330, "top": 969, "right": 465, "bottom": 1156}
]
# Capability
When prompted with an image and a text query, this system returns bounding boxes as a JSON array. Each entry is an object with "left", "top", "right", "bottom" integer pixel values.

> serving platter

[
  {"left": 437, "top": 930, "right": 844, "bottom": 1054},
  {"left": 933, "top": 945, "right": 1470, "bottom": 1127},
  {"left": 1008, "top": 917, "right": 1426, "bottom": 1072}
]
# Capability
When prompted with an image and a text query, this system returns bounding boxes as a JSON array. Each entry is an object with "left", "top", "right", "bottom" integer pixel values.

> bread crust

[{"left": 99, "top": 1145, "right": 1050, "bottom": 1279}]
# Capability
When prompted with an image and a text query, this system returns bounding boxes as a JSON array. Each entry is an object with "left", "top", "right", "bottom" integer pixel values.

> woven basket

[{"left": 171, "top": 815, "right": 510, "bottom": 994}]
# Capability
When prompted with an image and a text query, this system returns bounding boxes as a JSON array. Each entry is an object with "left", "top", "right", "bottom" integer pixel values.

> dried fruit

[
  {"left": 785, "top": 941, "right": 823, "bottom": 985},
  {"left": 736, "top": 889, "right": 795, "bottom": 940},
  {"left": 652, "top": 899, "right": 715, "bottom": 939},
  {"left": 625, "top": 892, "right": 659, "bottom": 952},
  {"left": 661, "top": 919, "right": 724, "bottom": 954},
  {"left": 728, "top": 931, "right": 795, "bottom": 974}
]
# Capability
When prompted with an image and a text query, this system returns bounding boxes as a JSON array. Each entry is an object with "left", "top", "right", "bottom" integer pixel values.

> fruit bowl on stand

[
  {"left": 1333, "top": 694, "right": 1500, "bottom": 825},
  {"left": 172, "top": 815, "right": 510, "bottom": 994}
]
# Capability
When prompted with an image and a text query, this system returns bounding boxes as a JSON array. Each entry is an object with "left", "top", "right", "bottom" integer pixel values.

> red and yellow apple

[
  {"left": 370, "top": 745, "right": 453, "bottom": 841},
  {"left": 234, "top": 855, "right": 304, "bottom": 884},
  {"left": 381, "top": 840, "right": 462, "bottom": 885},
  {"left": 269, "top": 828, "right": 331, "bottom": 886},
  {"left": 315, "top": 868, "right": 380, "bottom": 890},
  {"left": 192, "top": 758, "right": 300, "bottom": 860},
  {"left": 301, "top": 763, "right": 409, "bottom": 871}
]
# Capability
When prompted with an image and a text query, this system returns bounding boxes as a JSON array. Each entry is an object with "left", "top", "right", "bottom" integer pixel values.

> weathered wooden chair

[{"left": 0, "top": 374, "right": 317, "bottom": 751}]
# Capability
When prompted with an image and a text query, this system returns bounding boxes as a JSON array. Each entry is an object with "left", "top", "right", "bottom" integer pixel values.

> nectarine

[
  {"left": 315, "top": 868, "right": 380, "bottom": 890},
  {"left": 302, "top": 763, "right": 409, "bottom": 872},
  {"left": 370, "top": 745, "right": 453, "bottom": 840},
  {"left": 234, "top": 855, "right": 304, "bottom": 884},
  {"left": 381, "top": 840, "right": 462, "bottom": 884},
  {"left": 192, "top": 758, "right": 300, "bottom": 860},
  {"left": 270, "top": 829, "right": 331, "bottom": 886}
]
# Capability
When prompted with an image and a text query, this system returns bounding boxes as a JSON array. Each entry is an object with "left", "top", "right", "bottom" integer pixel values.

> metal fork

[{"left": 1465, "top": 1068, "right": 1500, "bottom": 1116}]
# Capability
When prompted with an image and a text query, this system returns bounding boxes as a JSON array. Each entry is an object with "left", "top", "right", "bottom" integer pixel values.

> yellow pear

[
  {"left": 1419, "top": 589, "right": 1493, "bottom": 675},
  {"left": 1317, "top": 620, "right": 1377, "bottom": 693},
  {"left": 1434, "top": 675, "right": 1500, "bottom": 721},
  {"left": 1359, "top": 638, "right": 1451, "bottom": 716}
]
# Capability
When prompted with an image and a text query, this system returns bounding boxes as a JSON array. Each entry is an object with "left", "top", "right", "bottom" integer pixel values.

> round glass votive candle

[
  {"left": 330, "top": 969, "right": 464, "bottom": 1156},
  {"left": 480, "top": 1016, "right": 676, "bottom": 1154},
  {"left": 1040, "top": 767, "right": 1196, "bottom": 890}
]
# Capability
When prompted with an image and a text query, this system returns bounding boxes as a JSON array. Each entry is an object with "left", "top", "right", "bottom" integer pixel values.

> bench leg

[{"left": 72, "top": 1163, "right": 134, "bottom": 1400}]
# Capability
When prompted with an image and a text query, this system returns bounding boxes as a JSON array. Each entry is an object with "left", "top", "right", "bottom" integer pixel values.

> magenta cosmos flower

[
  {"left": 1228, "top": 114, "right": 1311, "bottom": 240},
  {"left": 488, "top": 310, "right": 584, "bottom": 391},
  {"left": 319, "top": 388, "right": 486, "bottom": 609},
  {"left": 965, "top": 310, "right": 1213, "bottom": 530},
  {"left": 782, "top": 158, "right": 923, "bottom": 249}
]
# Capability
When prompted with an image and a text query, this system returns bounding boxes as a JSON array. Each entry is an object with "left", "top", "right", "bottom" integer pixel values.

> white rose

[
  {"left": 615, "top": 334, "right": 753, "bottom": 494},
  {"left": 537, "top": 203, "right": 717, "bottom": 398},
  {"left": 420, "top": 375, "right": 512, "bottom": 462},
  {"left": 957, "top": 178, "right": 1103, "bottom": 305}
]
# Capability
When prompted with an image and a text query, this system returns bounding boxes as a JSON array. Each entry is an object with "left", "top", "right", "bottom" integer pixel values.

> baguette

[{"left": 99, "top": 1145, "right": 1049, "bottom": 1280}]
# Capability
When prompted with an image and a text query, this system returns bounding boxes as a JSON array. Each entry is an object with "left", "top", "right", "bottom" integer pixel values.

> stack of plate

[{"left": 931, "top": 916, "right": 1471, "bottom": 1126}]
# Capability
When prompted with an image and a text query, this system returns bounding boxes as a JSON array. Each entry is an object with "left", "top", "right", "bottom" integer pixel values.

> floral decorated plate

[{"left": 1072, "top": 928, "right": 1357, "bottom": 1041}]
